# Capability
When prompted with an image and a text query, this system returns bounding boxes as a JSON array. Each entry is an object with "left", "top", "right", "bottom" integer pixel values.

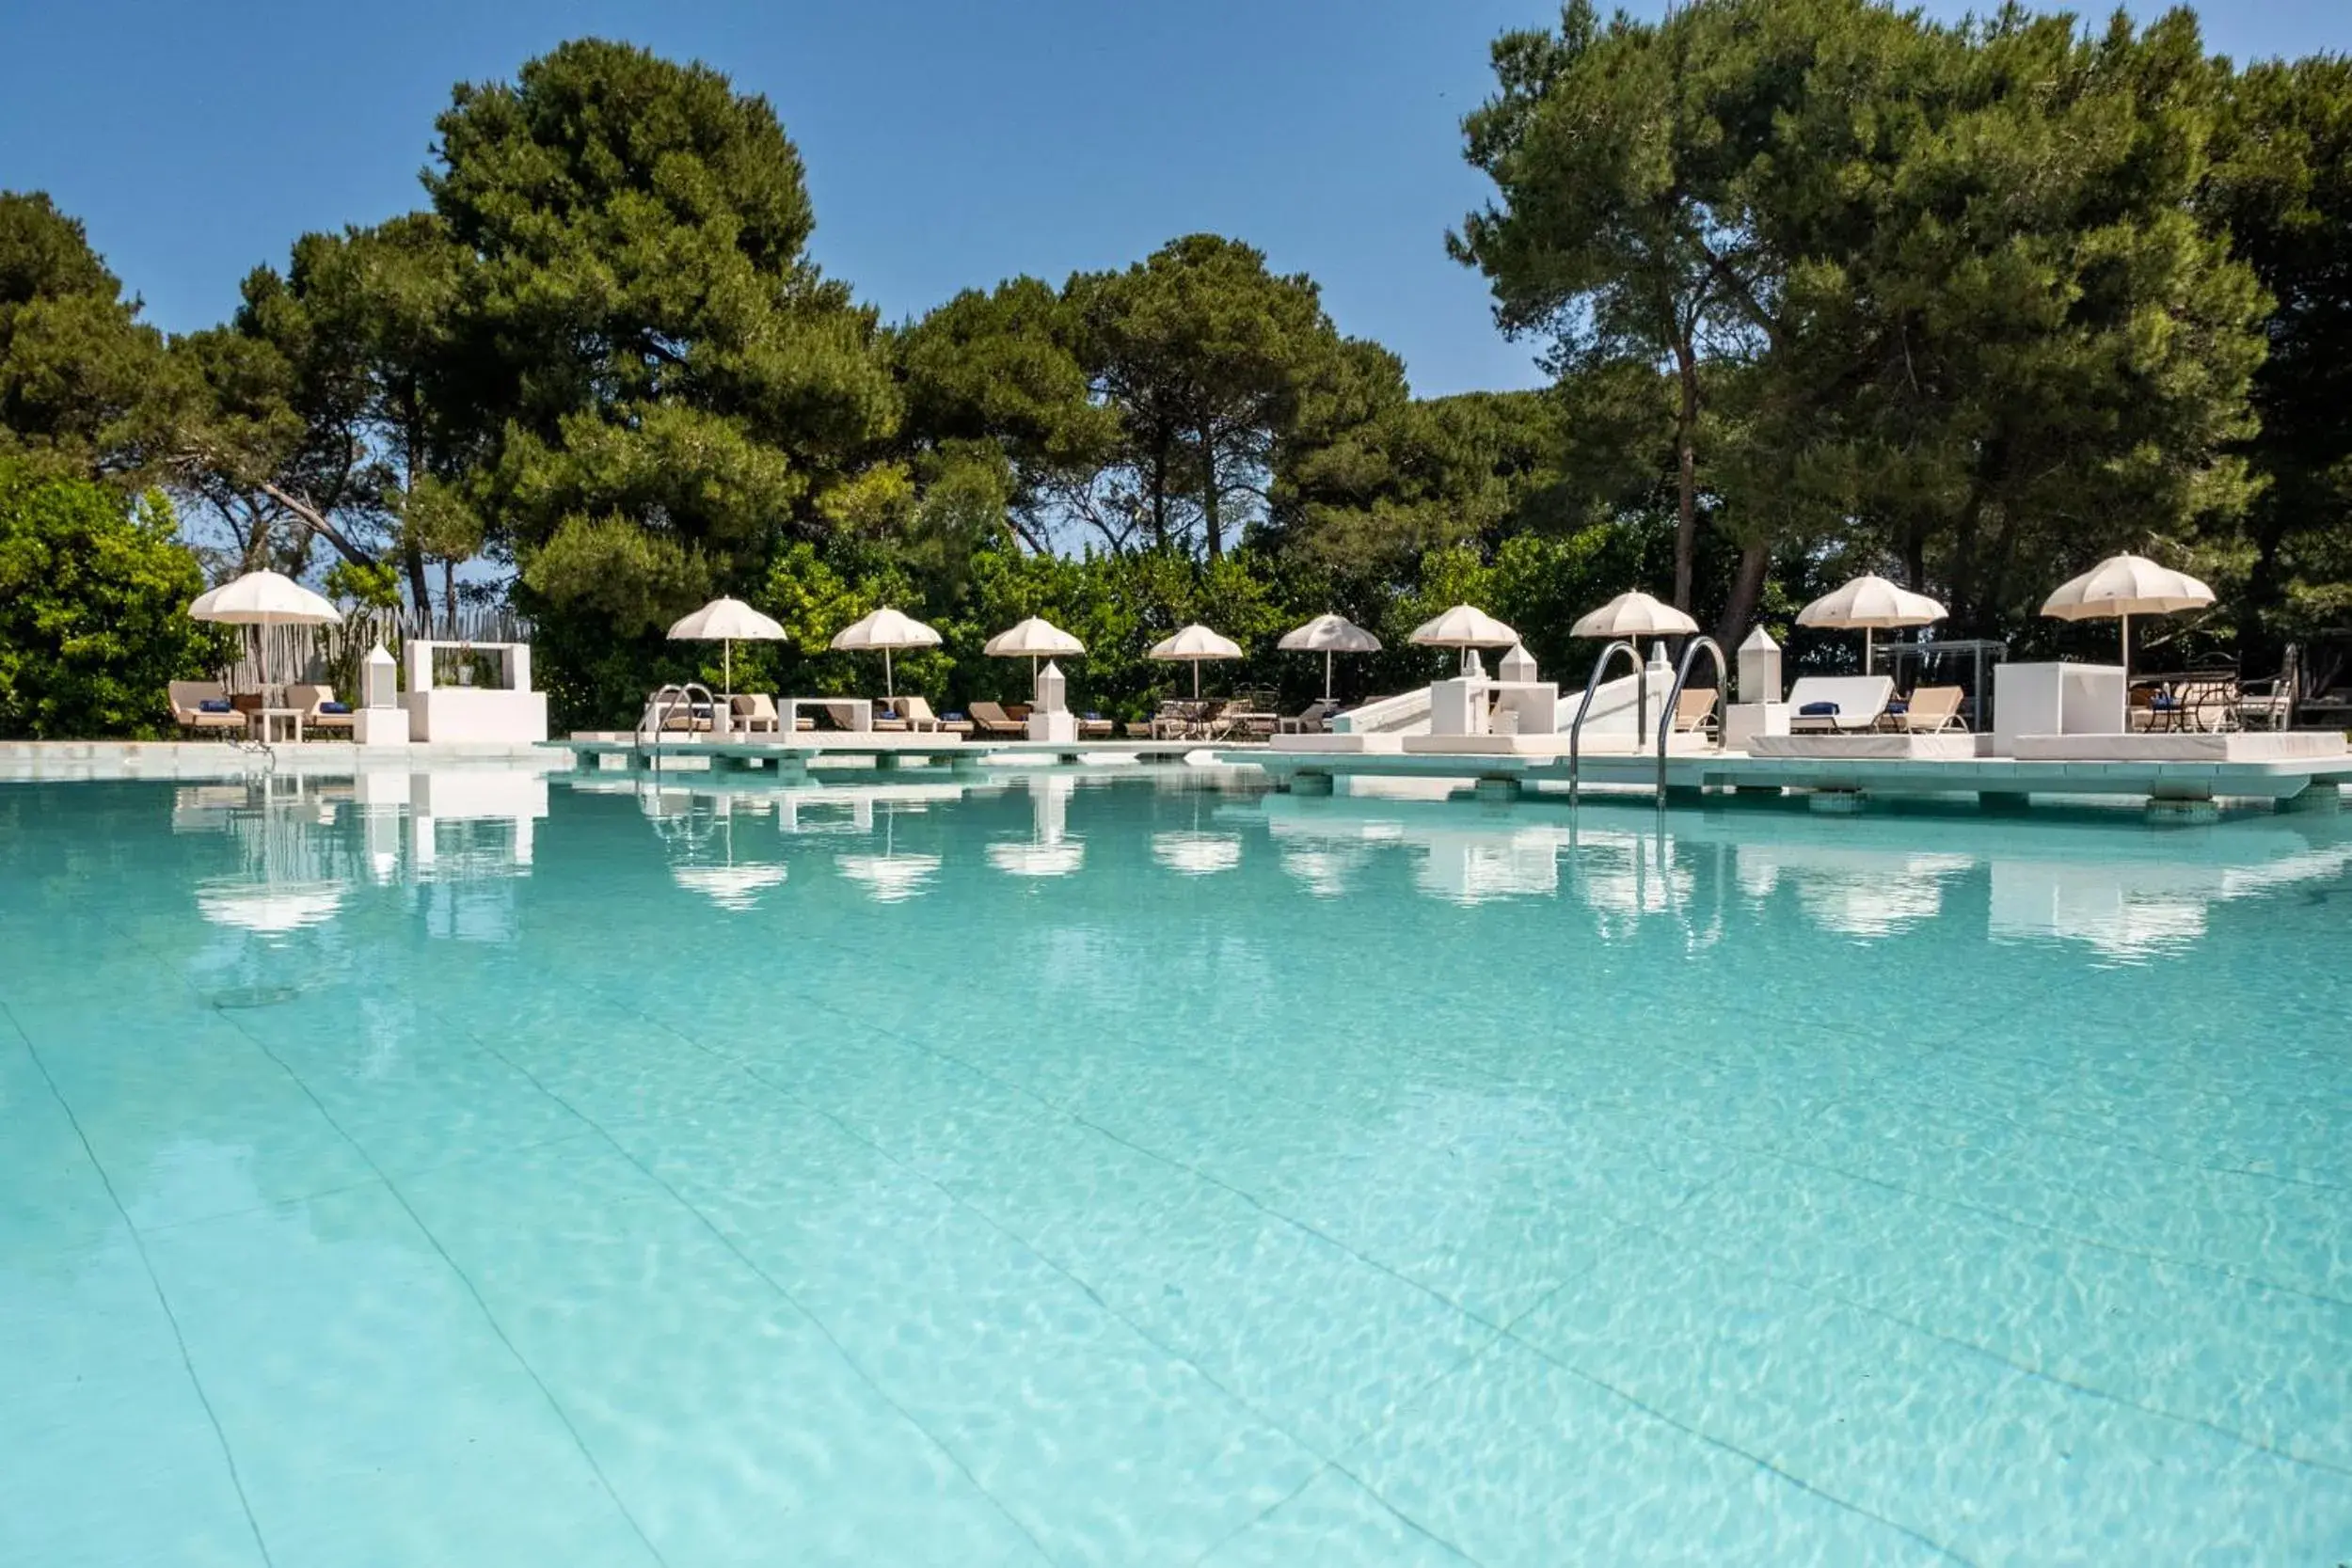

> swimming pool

[{"left": 4, "top": 767, "right": 2347, "bottom": 1565}]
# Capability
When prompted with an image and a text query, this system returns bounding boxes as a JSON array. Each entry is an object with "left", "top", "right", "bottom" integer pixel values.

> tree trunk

[
  {"left": 1149, "top": 437, "right": 1168, "bottom": 550},
  {"left": 1901, "top": 527, "right": 1926, "bottom": 594},
  {"left": 1672, "top": 335, "right": 1700, "bottom": 611},
  {"left": 441, "top": 560, "right": 457, "bottom": 631},
  {"left": 1715, "top": 538, "right": 1771, "bottom": 649},
  {"left": 401, "top": 394, "right": 432, "bottom": 616},
  {"left": 1200, "top": 423, "right": 1221, "bottom": 561},
  {"left": 405, "top": 540, "right": 432, "bottom": 620}
]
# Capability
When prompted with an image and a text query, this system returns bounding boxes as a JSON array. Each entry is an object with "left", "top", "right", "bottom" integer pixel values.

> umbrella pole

[
  {"left": 1325, "top": 650, "right": 1334, "bottom": 703},
  {"left": 884, "top": 649, "right": 895, "bottom": 700},
  {"left": 2120, "top": 612, "right": 2130, "bottom": 677},
  {"left": 1192, "top": 661, "right": 1201, "bottom": 700},
  {"left": 1866, "top": 627, "right": 1874, "bottom": 675}
]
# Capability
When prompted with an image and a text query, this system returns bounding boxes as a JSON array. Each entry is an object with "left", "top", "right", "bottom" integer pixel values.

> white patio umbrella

[
  {"left": 1570, "top": 590, "right": 1698, "bottom": 641},
  {"left": 1409, "top": 604, "right": 1518, "bottom": 675},
  {"left": 985, "top": 614, "right": 1086, "bottom": 704},
  {"left": 1796, "top": 574, "right": 1947, "bottom": 673},
  {"left": 1278, "top": 612, "right": 1382, "bottom": 701},
  {"left": 667, "top": 596, "right": 787, "bottom": 695},
  {"left": 1148, "top": 623, "right": 1244, "bottom": 699},
  {"left": 2041, "top": 554, "right": 2215, "bottom": 674},
  {"left": 189, "top": 570, "right": 342, "bottom": 701},
  {"left": 829, "top": 605, "right": 940, "bottom": 698}
]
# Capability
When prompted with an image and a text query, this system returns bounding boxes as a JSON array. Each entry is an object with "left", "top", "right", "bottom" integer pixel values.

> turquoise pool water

[{"left": 3, "top": 767, "right": 2348, "bottom": 1565}]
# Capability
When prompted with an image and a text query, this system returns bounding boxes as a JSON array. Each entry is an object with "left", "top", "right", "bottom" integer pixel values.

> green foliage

[
  {"left": 431, "top": 35, "right": 900, "bottom": 632},
  {"left": 0, "top": 193, "right": 183, "bottom": 485},
  {"left": 2204, "top": 53, "right": 2352, "bottom": 662},
  {"left": 0, "top": 462, "right": 228, "bottom": 737},
  {"left": 8, "top": 17, "right": 2350, "bottom": 730},
  {"left": 323, "top": 557, "right": 403, "bottom": 610}
]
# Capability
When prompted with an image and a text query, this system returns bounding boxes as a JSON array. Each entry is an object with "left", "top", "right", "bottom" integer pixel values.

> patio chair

[
  {"left": 896, "top": 695, "right": 946, "bottom": 733},
  {"left": 2235, "top": 674, "right": 2293, "bottom": 732},
  {"left": 869, "top": 699, "right": 911, "bottom": 733},
  {"left": 967, "top": 701, "right": 1025, "bottom": 737},
  {"left": 1671, "top": 686, "right": 1721, "bottom": 741},
  {"left": 168, "top": 680, "right": 249, "bottom": 738},
  {"left": 1889, "top": 685, "right": 1966, "bottom": 734}
]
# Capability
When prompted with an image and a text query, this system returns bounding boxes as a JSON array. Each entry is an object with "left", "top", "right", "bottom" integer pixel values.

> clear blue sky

[{"left": 4, "top": 1, "right": 2346, "bottom": 398}]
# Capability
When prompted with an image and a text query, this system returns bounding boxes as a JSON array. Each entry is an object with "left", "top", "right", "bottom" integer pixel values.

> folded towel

[
  {"left": 1798, "top": 701, "right": 1839, "bottom": 717},
  {"left": 877, "top": 709, "right": 898, "bottom": 721},
  {"left": 944, "top": 711, "right": 966, "bottom": 721},
  {"left": 1885, "top": 699, "right": 1909, "bottom": 715},
  {"left": 319, "top": 702, "right": 352, "bottom": 714},
  {"left": 197, "top": 698, "right": 233, "bottom": 713}
]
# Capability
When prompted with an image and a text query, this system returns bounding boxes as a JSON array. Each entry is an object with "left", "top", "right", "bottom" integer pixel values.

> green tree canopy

[
  {"left": 0, "top": 193, "right": 183, "bottom": 485},
  {"left": 0, "top": 460, "right": 226, "bottom": 737}
]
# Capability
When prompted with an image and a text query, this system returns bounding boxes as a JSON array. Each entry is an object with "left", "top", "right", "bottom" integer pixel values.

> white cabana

[
  {"left": 1148, "top": 624, "right": 1243, "bottom": 699},
  {"left": 983, "top": 615, "right": 1086, "bottom": 696},
  {"left": 190, "top": 570, "right": 342, "bottom": 704},
  {"left": 1409, "top": 604, "right": 1518, "bottom": 675},
  {"left": 829, "top": 606, "right": 941, "bottom": 698},
  {"left": 2041, "top": 554, "right": 2216, "bottom": 673},
  {"left": 1570, "top": 591, "right": 1697, "bottom": 641},
  {"left": 667, "top": 597, "right": 787, "bottom": 696},
  {"left": 1796, "top": 574, "right": 1947, "bottom": 673},
  {"left": 1278, "top": 612, "right": 1382, "bottom": 701}
]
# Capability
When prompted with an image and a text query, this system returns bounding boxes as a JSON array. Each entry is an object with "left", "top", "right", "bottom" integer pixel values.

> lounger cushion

[
  {"left": 319, "top": 702, "right": 352, "bottom": 714},
  {"left": 1798, "top": 701, "right": 1838, "bottom": 717},
  {"left": 199, "top": 699, "right": 234, "bottom": 713}
]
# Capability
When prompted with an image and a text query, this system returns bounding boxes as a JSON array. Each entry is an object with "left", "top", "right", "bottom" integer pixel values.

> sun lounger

[
  {"left": 285, "top": 683, "right": 355, "bottom": 734},
  {"left": 1279, "top": 699, "right": 1341, "bottom": 735},
  {"left": 869, "top": 700, "right": 911, "bottom": 733},
  {"left": 896, "top": 695, "right": 946, "bottom": 733},
  {"left": 168, "top": 680, "right": 250, "bottom": 737},
  {"left": 967, "top": 701, "right": 1025, "bottom": 737},
  {"left": 732, "top": 694, "right": 782, "bottom": 734},
  {"left": 1786, "top": 675, "right": 1894, "bottom": 733},
  {"left": 1889, "top": 684, "right": 1966, "bottom": 734},
  {"left": 1077, "top": 714, "right": 1115, "bottom": 739}
]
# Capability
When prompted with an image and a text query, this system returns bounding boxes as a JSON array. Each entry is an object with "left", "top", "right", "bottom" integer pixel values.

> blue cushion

[
  {"left": 877, "top": 709, "right": 898, "bottom": 721},
  {"left": 2151, "top": 693, "right": 2181, "bottom": 709},
  {"left": 1798, "top": 701, "right": 1839, "bottom": 717},
  {"left": 319, "top": 702, "right": 351, "bottom": 714},
  {"left": 1884, "top": 699, "right": 1909, "bottom": 715},
  {"left": 198, "top": 698, "right": 233, "bottom": 713},
  {"left": 944, "top": 711, "right": 967, "bottom": 721}
]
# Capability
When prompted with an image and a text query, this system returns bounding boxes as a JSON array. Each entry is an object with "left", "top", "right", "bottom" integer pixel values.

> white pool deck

[
  {"left": 0, "top": 738, "right": 565, "bottom": 783},
  {"left": 1232, "top": 729, "right": 2352, "bottom": 810}
]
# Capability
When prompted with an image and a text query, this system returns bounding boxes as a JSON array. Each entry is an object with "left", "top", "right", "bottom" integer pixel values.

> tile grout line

[
  {"left": 1, "top": 999, "right": 278, "bottom": 1568},
  {"left": 548, "top": 982, "right": 1499, "bottom": 1568},
  {"left": 406, "top": 996, "right": 1063, "bottom": 1568},
  {"left": 96, "top": 918, "right": 675, "bottom": 1568},
  {"left": 616, "top": 975, "right": 1971, "bottom": 1566},
  {"left": 1644, "top": 1214, "right": 2352, "bottom": 1482}
]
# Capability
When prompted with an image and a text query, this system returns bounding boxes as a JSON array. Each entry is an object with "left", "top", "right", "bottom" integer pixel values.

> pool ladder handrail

[
  {"left": 637, "top": 682, "right": 716, "bottom": 771},
  {"left": 1655, "top": 636, "right": 1727, "bottom": 798},
  {"left": 1566, "top": 640, "right": 1644, "bottom": 806}
]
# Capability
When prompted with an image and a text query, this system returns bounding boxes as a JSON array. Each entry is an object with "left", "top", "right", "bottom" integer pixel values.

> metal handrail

[
  {"left": 1566, "top": 640, "right": 1644, "bottom": 805},
  {"left": 1655, "top": 636, "right": 1727, "bottom": 797},
  {"left": 637, "top": 682, "right": 716, "bottom": 772}
]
